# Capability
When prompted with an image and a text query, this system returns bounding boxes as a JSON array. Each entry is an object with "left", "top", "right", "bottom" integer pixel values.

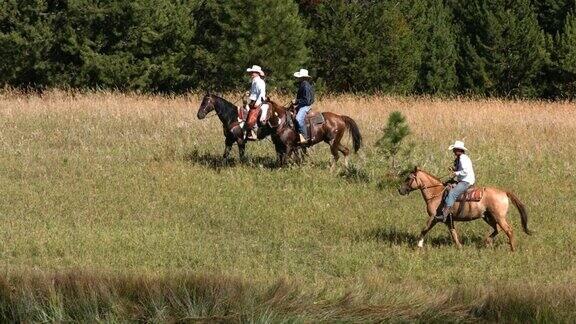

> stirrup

[{"left": 435, "top": 214, "right": 447, "bottom": 222}]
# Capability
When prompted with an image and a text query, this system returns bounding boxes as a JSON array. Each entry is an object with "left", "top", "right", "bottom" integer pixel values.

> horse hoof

[{"left": 417, "top": 239, "right": 424, "bottom": 248}]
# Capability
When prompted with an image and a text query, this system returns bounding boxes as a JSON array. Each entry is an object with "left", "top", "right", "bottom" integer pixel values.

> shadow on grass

[
  {"left": 184, "top": 149, "right": 281, "bottom": 170},
  {"left": 362, "top": 227, "right": 486, "bottom": 248}
]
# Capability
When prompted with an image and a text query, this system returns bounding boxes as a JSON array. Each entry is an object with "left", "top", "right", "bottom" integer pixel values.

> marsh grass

[
  {"left": 0, "top": 89, "right": 575, "bottom": 321},
  {"left": 0, "top": 270, "right": 574, "bottom": 322}
]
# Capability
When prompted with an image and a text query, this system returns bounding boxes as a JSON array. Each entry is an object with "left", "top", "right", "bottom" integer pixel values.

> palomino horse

[
  {"left": 262, "top": 99, "right": 362, "bottom": 169},
  {"left": 197, "top": 93, "right": 247, "bottom": 160},
  {"left": 398, "top": 167, "right": 531, "bottom": 251}
]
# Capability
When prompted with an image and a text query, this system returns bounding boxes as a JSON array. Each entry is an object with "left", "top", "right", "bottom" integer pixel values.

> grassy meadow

[{"left": 0, "top": 90, "right": 575, "bottom": 322}]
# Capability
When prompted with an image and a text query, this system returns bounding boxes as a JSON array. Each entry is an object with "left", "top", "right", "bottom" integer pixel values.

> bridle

[
  {"left": 407, "top": 173, "right": 446, "bottom": 202},
  {"left": 200, "top": 96, "right": 218, "bottom": 119}
]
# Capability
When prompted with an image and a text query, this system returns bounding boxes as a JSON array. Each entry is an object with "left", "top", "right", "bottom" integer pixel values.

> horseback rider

[
  {"left": 292, "top": 68, "right": 315, "bottom": 144},
  {"left": 245, "top": 65, "right": 268, "bottom": 140},
  {"left": 438, "top": 140, "right": 476, "bottom": 222}
]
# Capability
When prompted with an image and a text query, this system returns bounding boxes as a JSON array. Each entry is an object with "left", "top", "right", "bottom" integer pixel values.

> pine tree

[
  {"left": 0, "top": 0, "right": 200, "bottom": 92},
  {"left": 0, "top": 0, "right": 56, "bottom": 88},
  {"left": 308, "top": 1, "right": 420, "bottom": 93},
  {"left": 405, "top": 0, "right": 458, "bottom": 94},
  {"left": 191, "top": 0, "right": 309, "bottom": 92},
  {"left": 376, "top": 111, "right": 412, "bottom": 174},
  {"left": 451, "top": 0, "right": 548, "bottom": 97},
  {"left": 553, "top": 13, "right": 576, "bottom": 98},
  {"left": 534, "top": 0, "right": 576, "bottom": 35}
]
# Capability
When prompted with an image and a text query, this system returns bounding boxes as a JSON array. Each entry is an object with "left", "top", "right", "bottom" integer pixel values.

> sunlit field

[{"left": 0, "top": 90, "right": 574, "bottom": 321}]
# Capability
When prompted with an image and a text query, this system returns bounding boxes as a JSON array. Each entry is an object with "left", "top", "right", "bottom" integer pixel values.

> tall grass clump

[{"left": 0, "top": 271, "right": 574, "bottom": 322}]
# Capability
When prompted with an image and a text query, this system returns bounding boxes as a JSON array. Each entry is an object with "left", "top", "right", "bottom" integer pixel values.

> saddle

[
  {"left": 306, "top": 111, "right": 325, "bottom": 126},
  {"left": 289, "top": 110, "right": 325, "bottom": 141},
  {"left": 438, "top": 185, "right": 484, "bottom": 219},
  {"left": 456, "top": 186, "right": 484, "bottom": 202}
]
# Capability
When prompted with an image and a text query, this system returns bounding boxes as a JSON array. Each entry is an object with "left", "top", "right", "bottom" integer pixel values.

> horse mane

[
  {"left": 211, "top": 94, "right": 238, "bottom": 121},
  {"left": 417, "top": 169, "right": 443, "bottom": 184},
  {"left": 266, "top": 98, "right": 285, "bottom": 110},
  {"left": 265, "top": 97, "right": 288, "bottom": 117},
  {"left": 212, "top": 94, "right": 237, "bottom": 110}
]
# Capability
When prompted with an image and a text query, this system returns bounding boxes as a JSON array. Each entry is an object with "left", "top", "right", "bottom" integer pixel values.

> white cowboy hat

[
  {"left": 246, "top": 65, "right": 265, "bottom": 76},
  {"left": 293, "top": 68, "right": 311, "bottom": 78},
  {"left": 448, "top": 140, "right": 468, "bottom": 151}
]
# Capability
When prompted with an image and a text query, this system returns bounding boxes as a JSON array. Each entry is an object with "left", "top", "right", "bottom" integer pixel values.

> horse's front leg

[
  {"left": 223, "top": 137, "right": 234, "bottom": 162},
  {"left": 238, "top": 142, "right": 247, "bottom": 162},
  {"left": 417, "top": 216, "right": 439, "bottom": 248}
]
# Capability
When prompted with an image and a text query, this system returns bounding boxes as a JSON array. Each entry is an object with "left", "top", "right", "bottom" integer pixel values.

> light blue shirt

[{"left": 249, "top": 76, "right": 266, "bottom": 106}]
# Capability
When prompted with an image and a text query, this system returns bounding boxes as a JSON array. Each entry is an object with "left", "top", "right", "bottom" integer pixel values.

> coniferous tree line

[{"left": 1, "top": 0, "right": 576, "bottom": 98}]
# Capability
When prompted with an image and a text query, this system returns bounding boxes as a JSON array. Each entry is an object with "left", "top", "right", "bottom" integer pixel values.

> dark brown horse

[
  {"left": 398, "top": 167, "right": 531, "bottom": 251},
  {"left": 263, "top": 99, "right": 362, "bottom": 169},
  {"left": 197, "top": 93, "right": 247, "bottom": 160}
]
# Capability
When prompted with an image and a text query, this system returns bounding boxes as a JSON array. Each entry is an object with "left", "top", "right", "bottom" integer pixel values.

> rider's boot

[
  {"left": 299, "top": 133, "right": 308, "bottom": 144},
  {"left": 436, "top": 206, "right": 451, "bottom": 222}
]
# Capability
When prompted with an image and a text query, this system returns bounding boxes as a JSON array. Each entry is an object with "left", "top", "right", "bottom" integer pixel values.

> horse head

[
  {"left": 398, "top": 166, "right": 423, "bottom": 195},
  {"left": 264, "top": 98, "right": 286, "bottom": 128},
  {"left": 197, "top": 92, "right": 216, "bottom": 119}
]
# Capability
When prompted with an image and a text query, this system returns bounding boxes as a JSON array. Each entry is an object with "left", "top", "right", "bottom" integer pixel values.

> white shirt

[
  {"left": 455, "top": 154, "right": 475, "bottom": 185},
  {"left": 249, "top": 76, "right": 266, "bottom": 106}
]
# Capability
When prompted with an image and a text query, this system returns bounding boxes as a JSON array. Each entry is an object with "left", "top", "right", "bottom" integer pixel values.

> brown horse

[
  {"left": 398, "top": 167, "right": 531, "bottom": 251},
  {"left": 262, "top": 99, "right": 362, "bottom": 169}
]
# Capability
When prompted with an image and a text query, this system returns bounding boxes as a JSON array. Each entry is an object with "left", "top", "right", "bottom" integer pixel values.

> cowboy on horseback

[
  {"left": 438, "top": 140, "right": 476, "bottom": 222},
  {"left": 292, "top": 68, "right": 315, "bottom": 144},
  {"left": 245, "top": 65, "right": 268, "bottom": 140}
]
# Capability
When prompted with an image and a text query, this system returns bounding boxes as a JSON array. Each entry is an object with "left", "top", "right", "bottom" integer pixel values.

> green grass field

[{"left": 0, "top": 91, "right": 575, "bottom": 322}]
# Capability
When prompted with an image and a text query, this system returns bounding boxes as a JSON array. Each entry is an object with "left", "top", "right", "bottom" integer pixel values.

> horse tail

[
  {"left": 507, "top": 192, "right": 532, "bottom": 235},
  {"left": 342, "top": 115, "right": 362, "bottom": 153}
]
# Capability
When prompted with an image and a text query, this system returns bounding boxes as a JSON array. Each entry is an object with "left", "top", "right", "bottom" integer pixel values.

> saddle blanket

[{"left": 456, "top": 187, "right": 484, "bottom": 202}]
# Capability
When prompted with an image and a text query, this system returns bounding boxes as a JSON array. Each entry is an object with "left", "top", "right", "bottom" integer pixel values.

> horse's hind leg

[
  {"left": 329, "top": 143, "right": 340, "bottom": 172},
  {"left": 483, "top": 213, "right": 499, "bottom": 247},
  {"left": 495, "top": 217, "right": 516, "bottom": 251},
  {"left": 338, "top": 144, "right": 350, "bottom": 167},
  {"left": 329, "top": 131, "right": 345, "bottom": 172}
]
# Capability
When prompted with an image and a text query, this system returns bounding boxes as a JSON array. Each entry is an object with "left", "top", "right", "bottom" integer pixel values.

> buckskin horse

[
  {"left": 398, "top": 167, "right": 531, "bottom": 251},
  {"left": 262, "top": 99, "right": 362, "bottom": 169},
  {"left": 197, "top": 93, "right": 248, "bottom": 161}
]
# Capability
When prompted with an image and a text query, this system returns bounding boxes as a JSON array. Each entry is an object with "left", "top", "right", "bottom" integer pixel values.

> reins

[{"left": 412, "top": 176, "right": 446, "bottom": 202}]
